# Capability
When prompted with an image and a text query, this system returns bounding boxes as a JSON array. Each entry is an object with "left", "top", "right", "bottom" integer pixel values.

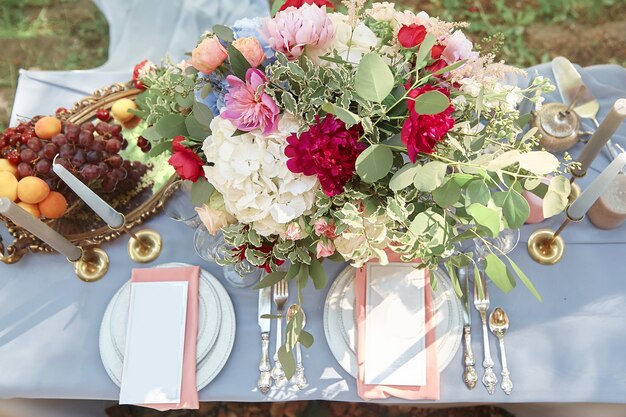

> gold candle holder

[
  {"left": 527, "top": 209, "right": 583, "bottom": 265},
  {"left": 110, "top": 215, "right": 162, "bottom": 263},
  {"left": 73, "top": 247, "right": 110, "bottom": 282}
]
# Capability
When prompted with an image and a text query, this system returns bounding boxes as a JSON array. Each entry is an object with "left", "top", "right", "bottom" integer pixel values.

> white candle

[
  {"left": 573, "top": 99, "right": 626, "bottom": 176},
  {"left": 568, "top": 152, "right": 626, "bottom": 220},
  {"left": 0, "top": 197, "right": 82, "bottom": 261},
  {"left": 53, "top": 162, "right": 124, "bottom": 229}
]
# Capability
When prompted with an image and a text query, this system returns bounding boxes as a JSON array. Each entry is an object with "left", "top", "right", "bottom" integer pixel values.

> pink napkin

[
  {"left": 129, "top": 266, "right": 200, "bottom": 410},
  {"left": 355, "top": 252, "right": 440, "bottom": 400}
]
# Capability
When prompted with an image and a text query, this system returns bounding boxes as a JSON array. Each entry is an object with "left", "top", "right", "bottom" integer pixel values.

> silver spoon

[
  {"left": 489, "top": 307, "right": 513, "bottom": 394},
  {"left": 287, "top": 304, "right": 307, "bottom": 389}
]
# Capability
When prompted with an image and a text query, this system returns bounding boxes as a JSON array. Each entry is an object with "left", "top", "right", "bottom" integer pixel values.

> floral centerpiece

[{"left": 132, "top": 0, "right": 572, "bottom": 375}]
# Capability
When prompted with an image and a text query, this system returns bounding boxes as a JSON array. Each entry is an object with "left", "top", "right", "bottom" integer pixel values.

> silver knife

[
  {"left": 257, "top": 286, "right": 272, "bottom": 394},
  {"left": 458, "top": 266, "right": 477, "bottom": 389},
  {"left": 552, "top": 56, "right": 620, "bottom": 160}
]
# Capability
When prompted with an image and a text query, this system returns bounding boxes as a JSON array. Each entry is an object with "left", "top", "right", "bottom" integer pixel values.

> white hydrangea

[{"left": 202, "top": 115, "right": 319, "bottom": 236}]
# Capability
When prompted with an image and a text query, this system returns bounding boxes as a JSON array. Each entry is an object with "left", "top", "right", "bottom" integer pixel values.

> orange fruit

[
  {"left": 0, "top": 171, "right": 18, "bottom": 201},
  {"left": 16, "top": 176, "right": 50, "bottom": 204},
  {"left": 0, "top": 159, "right": 17, "bottom": 176},
  {"left": 111, "top": 98, "right": 137, "bottom": 122},
  {"left": 17, "top": 202, "right": 41, "bottom": 218},
  {"left": 34, "top": 116, "right": 62, "bottom": 140},
  {"left": 38, "top": 191, "right": 68, "bottom": 219}
]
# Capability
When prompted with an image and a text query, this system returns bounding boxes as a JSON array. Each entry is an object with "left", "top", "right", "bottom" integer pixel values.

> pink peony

[
  {"left": 401, "top": 85, "right": 455, "bottom": 163},
  {"left": 232, "top": 37, "right": 266, "bottom": 67},
  {"left": 263, "top": 3, "right": 335, "bottom": 61},
  {"left": 191, "top": 36, "right": 228, "bottom": 74},
  {"left": 314, "top": 218, "right": 336, "bottom": 238},
  {"left": 285, "top": 114, "right": 366, "bottom": 197},
  {"left": 316, "top": 239, "right": 335, "bottom": 258},
  {"left": 442, "top": 31, "right": 478, "bottom": 64},
  {"left": 221, "top": 68, "right": 279, "bottom": 134}
]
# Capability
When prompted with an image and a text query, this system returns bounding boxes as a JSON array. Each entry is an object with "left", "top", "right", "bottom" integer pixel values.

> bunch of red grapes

[{"left": 0, "top": 118, "right": 147, "bottom": 194}]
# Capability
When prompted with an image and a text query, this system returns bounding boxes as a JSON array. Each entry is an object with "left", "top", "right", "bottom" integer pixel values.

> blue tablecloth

[{"left": 3, "top": 0, "right": 626, "bottom": 404}]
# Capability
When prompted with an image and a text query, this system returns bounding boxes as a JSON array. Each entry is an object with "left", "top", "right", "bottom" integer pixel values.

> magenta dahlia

[
  {"left": 284, "top": 114, "right": 366, "bottom": 197},
  {"left": 401, "top": 84, "right": 455, "bottom": 163}
]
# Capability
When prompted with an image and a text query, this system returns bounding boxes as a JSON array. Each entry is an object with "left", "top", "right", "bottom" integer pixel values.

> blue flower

[{"left": 195, "top": 72, "right": 229, "bottom": 116}]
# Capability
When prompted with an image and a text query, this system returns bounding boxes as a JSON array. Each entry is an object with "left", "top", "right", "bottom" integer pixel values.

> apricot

[
  {"left": 34, "top": 116, "right": 62, "bottom": 140},
  {"left": 38, "top": 191, "right": 68, "bottom": 219},
  {"left": 0, "top": 171, "right": 18, "bottom": 201},
  {"left": 0, "top": 159, "right": 17, "bottom": 176},
  {"left": 111, "top": 99, "right": 137, "bottom": 122},
  {"left": 16, "top": 176, "right": 50, "bottom": 204},
  {"left": 17, "top": 202, "right": 41, "bottom": 218}
]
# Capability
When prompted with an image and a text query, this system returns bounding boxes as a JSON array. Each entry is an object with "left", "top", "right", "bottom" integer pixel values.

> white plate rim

[
  {"left": 323, "top": 265, "right": 463, "bottom": 378},
  {"left": 108, "top": 270, "right": 222, "bottom": 364},
  {"left": 99, "top": 263, "right": 236, "bottom": 391}
]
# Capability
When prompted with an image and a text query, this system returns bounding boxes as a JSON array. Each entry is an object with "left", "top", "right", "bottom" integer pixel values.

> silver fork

[
  {"left": 270, "top": 279, "right": 288, "bottom": 387},
  {"left": 473, "top": 272, "right": 497, "bottom": 395}
]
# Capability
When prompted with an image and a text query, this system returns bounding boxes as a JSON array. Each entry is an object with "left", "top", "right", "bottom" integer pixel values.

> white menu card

[
  {"left": 119, "top": 281, "right": 188, "bottom": 404},
  {"left": 364, "top": 263, "right": 426, "bottom": 386}
]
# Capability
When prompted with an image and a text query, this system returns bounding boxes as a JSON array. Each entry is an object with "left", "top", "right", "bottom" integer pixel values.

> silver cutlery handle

[
  {"left": 294, "top": 342, "right": 307, "bottom": 389},
  {"left": 271, "top": 311, "right": 286, "bottom": 387},
  {"left": 480, "top": 315, "right": 497, "bottom": 394},
  {"left": 462, "top": 325, "right": 477, "bottom": 389},
  {"left": 258, "top": 332, "right": 271, "bottom": 394},
  {"left": 498, "top": 337, "right": 513, "bottom": 395}
]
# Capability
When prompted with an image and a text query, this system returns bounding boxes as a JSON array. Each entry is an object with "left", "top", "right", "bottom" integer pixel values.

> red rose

[
  {"left": 398, "top": 24, "right": 427, "bottom": 48},
  {"left": 426, "top": 58, "right": 448, "bottom": 74},
  {"left": 401, "top": 85, "right": 455, "bottom": 162},
  {"left": 168, "top": 136, "right": 205, "bottom": 182},
  {"left": 431, "top": 44, "right": 445, "bottom": 59},
  {"left": 279, "top": 0, "right": 334, "bottom": 11}
]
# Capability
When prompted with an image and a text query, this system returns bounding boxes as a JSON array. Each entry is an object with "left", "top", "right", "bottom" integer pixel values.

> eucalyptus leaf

[
  {"left": 309, "top": 256, "right": 327, "bottom": 290},
  {"left": 415, "top": 33, "right": 436, "bottom": 68},
  {"left": 286, "top": 262, "right": 300, "bottom": 280},
  {"left": 271, "top": 0, "right": 287, "bottom": 16},
  {"left": 185, "top": 113, "right": 211, "bottom": 140},
  {"left": 382, "top": 133, "right": 403, "bottom": 147},
  {"left": 543, "top": 175, "right": 571, "bottom": 218},
  {"left": 465, "top": 180, "right": 490, "bottom": 207},
  {"left": 390, "top": 164, "right": 418, "bottom": 192},
  {"left": 227, "top": 44, "right": 251, "bottom": 80},
  {"left": 140, "top": 126, "right": 162, "bottom": 142},
  {"left": 299, "top": 330, "right": 314, "bottom": 348},
  {"left": 432, "top": 178, "right": 462, "bottom": 208},
  {"left": 356, "top": 144, "right": 394, "bottom": 183},
  {"left": 484, "top": 254, "right": 516, "bottom": 293},
  {"left": 278, "top": 345, "right": 296, "bottom": 379},
  {"left": 467, "top": 203, "right": 500, "bottom": 238},
  {"left": 213, "top": 24, "right": 234, "bottom": 42},
  {"left": 253, "top": 271, "right": 287, "bottom": 289},
  {"left": 432, "top": 59, "right": 467, "bottom": 75},
  {"left": 487, "top": 150, "right": 521, "bottom": 171},
  {"left": 321, "top": 103, "right": 360, "bottom": 127},
  {"left": 506, "top": 255, "right": 542, "bottom": 302},
  {"left": 354, "top": 53, "right": 394, "bottom": 103},
  {"left": 518, "top": 151, "right": 560, "bottom": 175},
  {"left": 413, "top": 161, "right": 447, "bottom": 192},
  {"left": 155, "top": 114, "right": 188, "bottom": 138},
  {"left": 493, "top": 190, "right": 530, "bottom": 229},
  {"left": 147, "top": 140, "right": 172, "bottom": 157},
  {"left": 190, "top": 178, "right": 214, "bottom": 206},
  {"left": 193, "top": 101, "right": 214, "bottom": 127},
  {"left": 412, "top": 90, "right": 450, "bottom": 115}
]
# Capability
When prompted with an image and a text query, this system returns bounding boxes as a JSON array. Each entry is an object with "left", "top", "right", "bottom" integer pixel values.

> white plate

[
  {"left": 109, "top": 270, "right": 221, "bottom": 363},
  {"left": 99, "top": 263, "right": 236, "bottom": 391},
  {"left": 323, "top": 266, "right": 463, "bottom": 378}
]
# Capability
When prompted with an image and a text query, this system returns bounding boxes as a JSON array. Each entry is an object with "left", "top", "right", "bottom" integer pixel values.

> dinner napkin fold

[
  {"left": 355, "top": 252, "right": 440, "bottom": 400},
  {"left": 129, "top": 265, "right": 200, "bottom": 410}
]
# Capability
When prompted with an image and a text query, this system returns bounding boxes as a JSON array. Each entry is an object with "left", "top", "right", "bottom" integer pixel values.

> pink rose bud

[
  {"left": 314, "top": 218, "right": 329, "bottom": 236},
  {"left": 285, "top": 222, "right": 302, "bottom": 241},
  {"left": 232, "top": 37, "right": 266, "bottom": 67},
  {"left": 191, "top": 36, "right": 228, "bottom": 74},
  {"left": 316, "top": 239, "right": 335, "bottom": 258}
]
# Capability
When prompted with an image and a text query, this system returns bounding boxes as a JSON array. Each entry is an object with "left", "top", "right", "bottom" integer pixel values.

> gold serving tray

[{"left": 0, "top": 82, "right": 176, "bottom": 263}]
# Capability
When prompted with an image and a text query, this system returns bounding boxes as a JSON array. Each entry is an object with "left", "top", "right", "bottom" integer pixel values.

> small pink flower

[
  {"left": 232, "top": 37, "right": 266, "bottom": 67},
  {"left": 191, "top": 36, "right": 228, "bottom": 74},
  {"left": 442, "top": 31, "right": 478, "bottom": 64},
  {"left": 263, "top": 3, "right": 335, "bottom": 60},
  {"left": 314, "top": 218, "right": 336, "bottom": 238},
  {"left": 316, "top": 239, "right": 335, "bottom": 258},
  {"left": 221, "top": 68, "right": 279, "bottom": 134},
  {"left": 284, "top": 222, "right": 303, "bottom": 240}
]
